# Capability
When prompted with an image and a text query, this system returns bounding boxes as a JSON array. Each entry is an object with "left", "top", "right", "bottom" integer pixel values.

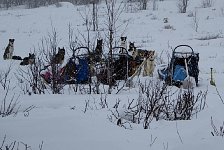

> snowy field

[{"left": 1, "top": 0, "right": 224, "bottom": 149}]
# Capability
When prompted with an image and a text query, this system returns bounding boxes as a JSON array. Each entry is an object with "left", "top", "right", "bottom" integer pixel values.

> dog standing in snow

[
  {"left": 119, "top": 36, "right": 127, "bottom": 54},
  {"left": 3, "top": 39, "right": 15, "bottom": 60},
  {"left": 143, "top": 50, "right": 156, "bottom": 77}
]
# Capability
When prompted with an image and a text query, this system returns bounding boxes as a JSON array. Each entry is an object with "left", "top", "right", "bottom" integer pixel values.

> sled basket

[{"left": 158, "top": 45, "right": 199, "bottom": 87}]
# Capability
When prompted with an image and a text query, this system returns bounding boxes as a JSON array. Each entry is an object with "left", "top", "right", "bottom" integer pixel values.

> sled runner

[{"left": 158, "top": 45, "right": 199, "bottom": 88}]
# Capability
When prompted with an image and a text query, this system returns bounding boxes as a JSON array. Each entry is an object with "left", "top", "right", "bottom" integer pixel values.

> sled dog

[
  {"left": 52, "top": 47, "right": 65, "bottom": 64},
  {"left": 119, "top": 36, "right": 127, "bottom": 54},
  {"left": 143, "top": 50, "right": 156, "bottom": 77},
  {"left": 3, "top": 39, "right": 15, "bottom": 60},
  {"left": 20, "top": 53, "right": 35, "bottom": 65}
]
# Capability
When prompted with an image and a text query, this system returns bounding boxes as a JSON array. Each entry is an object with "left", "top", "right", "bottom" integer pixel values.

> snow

[{"left": 1, "top": 0, "right": 224, "bottom": 149}]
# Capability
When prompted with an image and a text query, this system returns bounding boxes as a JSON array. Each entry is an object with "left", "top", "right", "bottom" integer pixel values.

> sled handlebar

[
  {"left": 72, "top": 47, "right": 90, "bottom": 57},
  {"left": 173, "top": 45, "right": 194, "bottom": 54}
]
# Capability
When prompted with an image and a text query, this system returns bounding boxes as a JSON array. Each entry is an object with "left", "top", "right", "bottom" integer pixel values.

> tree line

[{"left": 0, "top": 0, "right": 101, "bottom": 9}]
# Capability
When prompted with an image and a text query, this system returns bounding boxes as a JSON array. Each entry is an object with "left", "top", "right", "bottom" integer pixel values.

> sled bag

[
  {"left": 76, "top": 58, "right": 89, "bottom": 83},
  {"left": 173, "top": 65, "right": 187, "bottom": 81}
]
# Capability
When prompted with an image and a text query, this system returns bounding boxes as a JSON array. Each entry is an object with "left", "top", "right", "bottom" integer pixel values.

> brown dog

[{"left": 143, "top": 50, "right": 156, "bottom": 77}]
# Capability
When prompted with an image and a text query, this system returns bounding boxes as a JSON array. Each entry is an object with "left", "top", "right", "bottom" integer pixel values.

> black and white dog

[
  {"left": 119, "top": 36, "right": 127, "bottom": 54},
  {"left": 128, "top": 42, "right": 135, "bottom": 52},
  {"left": 3, "top": 39, "right": 15, "bottom": 60}
]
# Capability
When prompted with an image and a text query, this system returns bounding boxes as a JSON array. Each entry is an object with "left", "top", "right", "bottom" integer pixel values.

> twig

[
  {"left": 23, "top": 105, "right": 36, "bottom": 117},
  {"left": 175, "top": 121, "right": 183, "bottom": 144},
  {"left": 215, "top": 87, "right": 224, "bottom": 104},
  {"left": 149, "top": 134, "right": 157, "bottom": 147},
  {"left": 163, "top": 142, "right": 169, "bottom": 150},
  {"left": 0, "top": 135, "right": 6, "bottom": 149},
  {"left": 211, "top": 116, "right": 224, "bottom": 137},
  {"left": 83, "top": 100, "right": 90, "bottom": 113},
  {"left": 39, "top": 141, "right": 44, "bottom": 150}
]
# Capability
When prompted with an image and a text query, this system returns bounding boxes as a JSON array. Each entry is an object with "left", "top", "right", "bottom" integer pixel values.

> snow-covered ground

[{"left": 1, "top": 0, "right": 224, "bottom": 149}]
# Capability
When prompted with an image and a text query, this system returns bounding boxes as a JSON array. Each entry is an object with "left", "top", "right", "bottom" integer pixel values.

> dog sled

[
  {"left": 41, "top": 47, "right": 91, "bottom": 85},
  {"left": 96, "top": 46, "right": 140, "bottom": 85},
  {"left": 158, "top": 45, "right": 199, "bottom": 88}
]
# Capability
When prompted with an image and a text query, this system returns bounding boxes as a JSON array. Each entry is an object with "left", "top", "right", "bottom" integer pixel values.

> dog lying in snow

[{"left": 20, "top": 53, "right": 35, "bottom": 65}]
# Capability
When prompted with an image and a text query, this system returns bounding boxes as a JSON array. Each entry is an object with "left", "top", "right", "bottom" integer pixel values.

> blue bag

[{"left": 173, "top": 65, "right": 187, "bottom": 81}]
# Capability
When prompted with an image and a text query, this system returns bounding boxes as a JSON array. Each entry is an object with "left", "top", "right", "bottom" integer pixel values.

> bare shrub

[
  {"left": 142, "top": 0, "right": 149, "bottom": 10},
  {"left": 0, "top": 63, "right": 13, "bottom": 90},
  {"left": 192, "top": 10, "right": 199, "bottom": 32},
  {"left": 109, "top": 80, "right": 207, "bottom": 129},
  {"left": 196, "top": 32, "right": 223, "bottom": 40},
  {"left": 177, "top": 0, "right": 189, "bottom": 13},
  {"left": 201, "top": 0, "right": 214, "bottom": 8},
  {"left": 109, "top": 80, "right": 167, "bottom": 129},
  {"left": 108, "top": 99, "right": 133, "bottom": 129},
  {"left": 138, "top": 80, "right": 168, "bottom": 128},
  {"left": 99, "top": 93, "right": 108, "bottom": 108},
  {"left": 124, "top": 0, "right": 140, "bottom": 13},
  {"left": 211, "top": 117, "right": 224, "bottom": 137},
  {"left": 155, "top": 49, "right": 168, "bottom": 65},
  {"left": 83, "top": 99, "right": 90, "bottom": 113},
  {"left": 152, "top": 0, "right": 158, "bottom": 11},
  {"left": 0, "top": 87, "right": 20, "bottom": 117},
  {"left": 91, "top": 0, "right": 99, "bottom": 31},
  {"left": 0, "top": 84, "right": 36, "bottom": 117},
  {"left": 169, "top": 89, "right": 207, "bottom": 120},
  {"left": 82, "top": 94, "right": 108, "bottom": 113},
  {"left": 16, "top": 52, "right": 46, "bottom": 95},
  {"left": 0, "top": 135, "right": 43, "bottom": 150}
]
